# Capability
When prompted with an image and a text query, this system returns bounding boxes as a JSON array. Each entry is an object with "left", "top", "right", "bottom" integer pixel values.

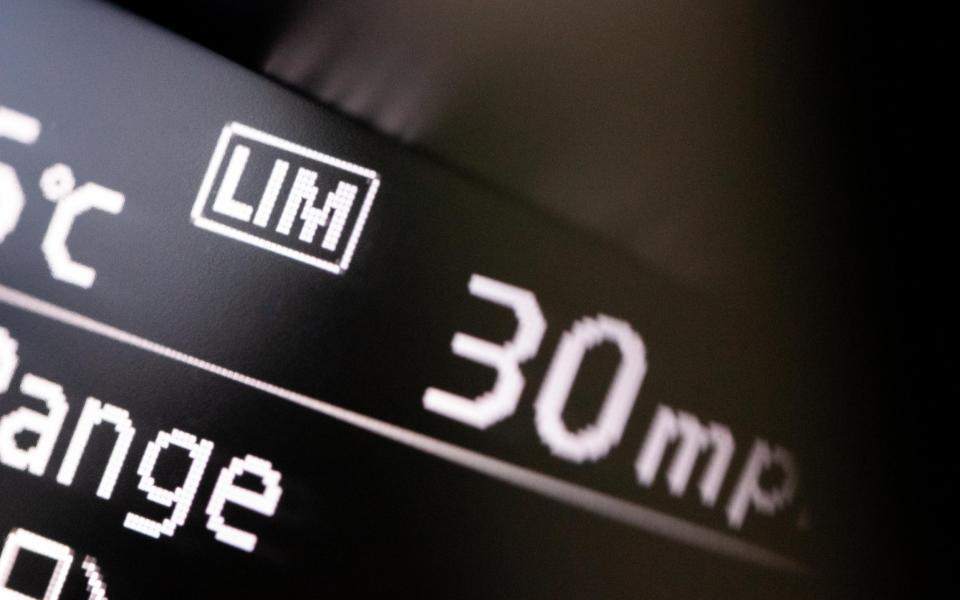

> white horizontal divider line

[{"left": 0, "top": 282, "right": 808, "bottom": 575}]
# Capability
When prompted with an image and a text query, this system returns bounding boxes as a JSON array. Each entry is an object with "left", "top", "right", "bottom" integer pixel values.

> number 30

[{"left": 424, "top": 274, "right": 648, "bottom": 464}]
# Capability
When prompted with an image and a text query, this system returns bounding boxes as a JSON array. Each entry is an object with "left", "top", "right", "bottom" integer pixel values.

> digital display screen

[{"left": 2, "top": 1, "right": 824, "bottom": 597}]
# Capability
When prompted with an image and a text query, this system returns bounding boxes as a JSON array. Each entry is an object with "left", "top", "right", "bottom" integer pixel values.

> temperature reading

[
  {"left": 0, "top": 105, "right": 124, "bottom": 289},
  {"left": 39, "top": 164, "right": 125, "bottom": 289},
  {"left": 0, "top": 105, "right": 39, "bottom": 243}
]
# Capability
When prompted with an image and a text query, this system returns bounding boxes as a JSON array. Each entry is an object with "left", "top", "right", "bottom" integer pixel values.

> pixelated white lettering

[
  {"left": 80, "top": 556, "right": 108, "bottom": 600},
  {"left": 0, "top": 327, "right": 18, "bottom": 395},
  {"left": 0, "top": 374, "right": 68, "bottom": 476},
  {"left": 636, "top": 404, "right": 734, "bottom": 506},
  {"left": 211, "top": 145, "right": 254, "bottom": 222},
  {"left": 534, "top": 316, "right": 647, "bottom": 463},
  {"left": 424, "top": 274, "right": 545, "bottom": 429},
  {"left": 727, "top": 440, "right": 798, "bottom": 529},
  {"left": 56, "top": 398, "right": 135, "bottom": 499},
  {"left": 39, "top": 164, "right": 124, "bottom": 289},
  {"left": 205, "top": 455, "right": 283, "bottom": 552},
  {"left": 123, "top": 429, "right": 213, "bottom": 538},
  {"left": 298, "top": 181, "right": 357, "bottom": 251},
  {"left": 276, "top": 168, "right": 317, "bottom": 236},
  {"left": 252, "top": 159, "right": 290, "bottom": 227},
  {"left": 0, "top": 528, "right": 73, "bottom": 600}
]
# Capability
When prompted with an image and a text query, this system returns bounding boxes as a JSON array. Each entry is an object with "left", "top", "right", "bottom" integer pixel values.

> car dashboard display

[{"left": 0, "top": 1, "right": 852, "bottom": 598}]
